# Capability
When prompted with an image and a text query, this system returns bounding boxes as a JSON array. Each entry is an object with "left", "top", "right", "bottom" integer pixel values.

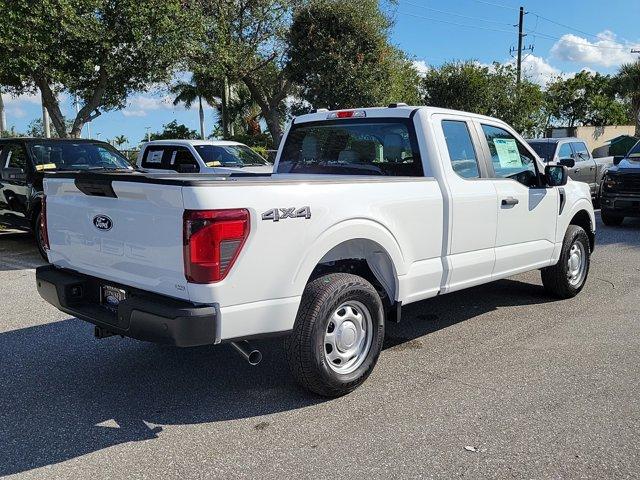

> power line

[
  {"left": 468, "top": 0, "right": 518, "bottom": 11},
  {"left": 530, "top": 12, "right": 601, "bottom": 40},
  {"left": 397, "top": 10, "right": 516, "bottom": 35},
  {"left": 401, "top": 0, "right": 512, "bottom": 26}
]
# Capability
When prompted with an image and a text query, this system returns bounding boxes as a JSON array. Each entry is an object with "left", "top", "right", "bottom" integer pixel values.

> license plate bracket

[{"left": 100, "top": 285, "right": 127, "bottom": 311}]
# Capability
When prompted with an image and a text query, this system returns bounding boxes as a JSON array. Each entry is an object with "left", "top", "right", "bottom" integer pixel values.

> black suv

[
  {"left": 0, "top": 138, "right": 132, "bottom": 259},
  {"left": 600, "top": 140, "right": 640, "bottom": 226}
]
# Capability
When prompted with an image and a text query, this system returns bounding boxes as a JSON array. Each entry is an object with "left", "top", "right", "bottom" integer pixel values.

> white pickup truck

[{"left": 36, "top": 106, "right": 595, "bottom": 397}]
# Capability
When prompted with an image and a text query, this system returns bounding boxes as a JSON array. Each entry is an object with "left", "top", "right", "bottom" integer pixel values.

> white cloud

[
  {"left": 507, "top": 55, "right": 562, "bottom": 86},
  {"left": 550, "top": 30, "right": 639, "bottom": 68},
  {"left": 412, "top": 60, "right": 430, "bottom": 77},
  {"left": 2, "top": 91, "right": 41, "bottom": 106},
  {"left": 7, "top": 106, "right": 27, "bottom": 118}
]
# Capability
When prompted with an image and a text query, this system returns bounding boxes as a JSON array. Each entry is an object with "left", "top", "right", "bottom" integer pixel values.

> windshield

[
  {"left": 277, "top": 118, "right": 423, "bottom": 176},
  {"left": 29, "top": 142, "right": 132, "bottom": 171},
  {"left": 628, "top": 140, "right": 640, "bottom": 159},
  {"left": 194, "top": 145, "right": 270, "bottom": 167},
  {"left": 527, "top": 141, "right": 555, "bottom": 162}
]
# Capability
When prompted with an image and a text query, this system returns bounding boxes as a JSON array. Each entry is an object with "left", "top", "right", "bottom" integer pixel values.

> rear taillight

[
  {"left": 183, "top": 209, "right": 250, "bottom": 284},
  {"left": 40, "top": 196, "right": 50, "bottom": 250}
]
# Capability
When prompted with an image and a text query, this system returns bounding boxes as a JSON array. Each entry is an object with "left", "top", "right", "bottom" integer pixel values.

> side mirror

[
  {"left": 613, "top": 155, "right": 624, "bottom": 166},
  {"left": 558, "top": 157, "right": 575, "bottom": 168},
  {"left": 545, "top": 165, "right": 568, "bottom": 187}
]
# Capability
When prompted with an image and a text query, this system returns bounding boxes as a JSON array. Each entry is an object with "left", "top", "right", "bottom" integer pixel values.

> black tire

[
  {"left": 541, "top": 225, "right": 590, "bottom": 299},
  {"left": 284, "top": 273, "right": 385, "bottom": 397},
  {"left": 601, "top": 209, "right": 624, "bottom": 227},
  {"left": 32, "top": 211, "right": 48, "bottom": 262}
]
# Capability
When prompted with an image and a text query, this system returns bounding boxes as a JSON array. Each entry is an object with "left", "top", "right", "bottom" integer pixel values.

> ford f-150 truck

[
  {"left": 599, "top": 139, "right": 640, "bottom": 225},
  {"left": 35, "top": 106, "right": 596, "bottom": 397}
]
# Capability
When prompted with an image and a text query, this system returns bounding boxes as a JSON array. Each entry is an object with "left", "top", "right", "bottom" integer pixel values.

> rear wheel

[
  {"left": 541, "top": 225, "right": 590, "bottom": 299},
  {"left": 285, "top": 273, "right": 385, "bottom": 397},
  {"left": 32, "top": 211, "right": 48, "bottom": 262},
  {"left": 601, "top": 209, "right": 624, "bottom": 226}
]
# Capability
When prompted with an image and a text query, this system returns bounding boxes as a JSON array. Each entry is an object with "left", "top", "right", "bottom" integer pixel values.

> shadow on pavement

[
  {"left": 593, "top": 214, "right": 640, "bottom": 248},
  {"left": 0, "top": 277, "right": 558, "bottom": 476},
  {"left": 0, "top": 230, "right": 44, "bottom": 271}
]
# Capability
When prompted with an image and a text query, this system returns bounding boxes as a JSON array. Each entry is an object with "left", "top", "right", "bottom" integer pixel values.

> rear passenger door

[
  {"left": 475, "top": 121, "right": 558, "bottom": 278},
  {"left": 433, "top": 114, "right": 498, "bottom": 293}
]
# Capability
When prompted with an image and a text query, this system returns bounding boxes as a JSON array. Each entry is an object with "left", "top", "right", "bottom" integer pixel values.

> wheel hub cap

[
  {"left": 567, "top": 241, "right": 586, "bottom": 287},
  {"left": 324, "top": 301, "right": 374, "bottom": 375}
]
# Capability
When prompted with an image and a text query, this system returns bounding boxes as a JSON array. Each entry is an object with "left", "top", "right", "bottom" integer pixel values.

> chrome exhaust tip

[{"left": 230, "top": 341, "right": 262, "bottom": 366}]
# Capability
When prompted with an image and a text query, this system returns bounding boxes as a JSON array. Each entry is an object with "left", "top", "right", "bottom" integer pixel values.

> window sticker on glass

[
  {"left": 35, "top": 163, "right": 57, "bottom": 171},
  {"left": 494, "top": 138, "right": 522, "bottom": 168},
  {"left": 206, "top": 161, "right": 222, "bottom": 167},
  {"left": 147, "top": 150, "right": 163, "bottom": 164}
]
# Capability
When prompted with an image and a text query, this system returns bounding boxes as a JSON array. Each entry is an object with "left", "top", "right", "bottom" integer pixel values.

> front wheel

[
  {"left": 541, "top": 225, "right": 590, "bottom": 299},
  {"left": 601, "top": 209, "right": 624, "bottom": 226},
  {"left": 285, "top": 273, "right": 385, "bottom": 397}
]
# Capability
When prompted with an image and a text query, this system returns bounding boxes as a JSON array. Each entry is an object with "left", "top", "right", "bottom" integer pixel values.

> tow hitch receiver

[{"left": 94, "top": 326, "right": 116, "bottom": 339}]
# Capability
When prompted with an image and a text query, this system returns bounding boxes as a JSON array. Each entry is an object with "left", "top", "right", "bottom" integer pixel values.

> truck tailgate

[{"left": 44, "top": 177, "right": 189, "bottom": 301}]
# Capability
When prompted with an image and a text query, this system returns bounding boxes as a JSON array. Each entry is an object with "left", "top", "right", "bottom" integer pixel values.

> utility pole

[
  {"left": 516, "top": 6, "right": 524, "bottom": 86},
  {"left": 0, "top": 89, "right": 6, "bottom": 136}
]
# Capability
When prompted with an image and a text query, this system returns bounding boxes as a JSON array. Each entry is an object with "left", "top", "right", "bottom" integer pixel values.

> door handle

[
  {"left": 574, "top": 168, "right": 581, "bottom": 173},
  {"left": 501, "top": 197, "right": 519, "bottom": 206}
]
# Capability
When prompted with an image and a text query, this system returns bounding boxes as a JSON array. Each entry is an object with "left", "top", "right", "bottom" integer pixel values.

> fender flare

[{"left": 292, "top": 218, "right": 405, "bottom": 299}]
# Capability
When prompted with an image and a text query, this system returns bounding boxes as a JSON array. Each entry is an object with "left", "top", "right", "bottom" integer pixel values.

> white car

[
  {"left": 37, "top": 105, "right": 595, "bottom": 397},
  {"left": 136, "top": 139, "right": 273, "bottom": 174}
]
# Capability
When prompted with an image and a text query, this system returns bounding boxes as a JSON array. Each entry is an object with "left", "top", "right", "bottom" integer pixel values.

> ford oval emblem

[{"left": 93, "top": 215, "right": 113, "bottom": 231}]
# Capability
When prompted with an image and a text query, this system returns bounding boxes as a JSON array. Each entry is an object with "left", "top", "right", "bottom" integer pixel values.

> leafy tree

[
  {"left": 195, "top": 0, "right": 296, "bottom": 146},
  {"left": 170, "top": 72, "right": 219, "bottom": 140},
  {"left": 0, "top": 0, "right": 198, "bottom": 138},
  {"left": 422, "top": 61, "right": 544, "bottom": 135},
  {"left": 544, "top": 71, "right": 628, "bottom": 128},
  {"left": 113, "top": 135, "right": 128, "bottom": 149},
  {"left": 286, "top": 0, "right": 420, "bottom": 110},
  {"left": 26, "top": 118, "right": 74, "bottom": 138},
  {"left": 145, "top": 120, "right": 199, "bottom": 142},
  {"left": 615, "top": 61, "right": 640, "bottom": 136},
  {"left": 423, "top": 61, "right": 494, "bottom": 114}
]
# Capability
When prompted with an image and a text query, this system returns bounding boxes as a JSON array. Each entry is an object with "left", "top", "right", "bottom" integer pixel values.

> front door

[
  {"left": 475, "top": 122, "right": 558, "bottom": 279},
  {"left": 0, "top": 143, "right": 31, "bottom": 229}
]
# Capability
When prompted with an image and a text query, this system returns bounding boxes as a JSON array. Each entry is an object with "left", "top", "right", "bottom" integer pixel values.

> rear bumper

[
  {"left": 601, "top": 192, "right": 640, "bottom": 217},
  {"left": 36, "top": 265, "right": 218, "bottom": 347}
]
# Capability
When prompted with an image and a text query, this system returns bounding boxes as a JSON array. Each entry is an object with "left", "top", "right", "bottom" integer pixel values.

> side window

[
  {"left": 558, "top": 143, "right": 573, "bottom": 160},
  {"left": 167, "top": 147, "right": 199, "bottom": 172},
  {"left": 441, "top": 120, "right": 480, "bottom": 179},
  {"left": 141, "top": 147, "right": 167, "bottom": 169},
  {"left": 572, "top": 142, "right": 589, "bottom": 161},
  {"left": 481, "top": 124, "right": 539, "bottom": 187},
  {"left": 4, "top": 144, "right": 28, "bottom": 170}
]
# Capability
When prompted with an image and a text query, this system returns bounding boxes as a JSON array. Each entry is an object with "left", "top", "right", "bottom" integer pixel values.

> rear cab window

[
  {"left": 277, "top": 118, "right": 423, "bottom": 176},
  {"left": 528, "top": 141, "right": 555, "bottom": 162}
]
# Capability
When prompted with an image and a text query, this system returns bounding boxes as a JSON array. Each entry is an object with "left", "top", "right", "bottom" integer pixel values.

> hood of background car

[{"left": 609, "top": 158, "right": 640, "bottom": 174}]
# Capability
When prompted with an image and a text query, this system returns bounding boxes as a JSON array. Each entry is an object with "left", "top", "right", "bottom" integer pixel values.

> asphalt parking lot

[{"left": 1, "top": 216, "right": 639, "bottom": 479}]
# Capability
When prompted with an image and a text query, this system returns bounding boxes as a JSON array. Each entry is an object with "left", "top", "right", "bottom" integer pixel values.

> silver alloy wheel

[
  {"left": 324, "top": 301, "right": 373, "bottom": 375},
  {"left": 567, "top": 241, "right": 586, "bottom": 287}
]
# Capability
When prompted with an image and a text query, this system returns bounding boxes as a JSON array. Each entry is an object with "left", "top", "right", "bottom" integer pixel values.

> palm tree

[
  {"left": 114, "top": 135, "right": 128, "bottom": 149},
  {"left": 616, "top": 61, "right": 640, "bottom": 136},
  {"left": 170, "top": 74, "right": 217, "bottom": 140}
]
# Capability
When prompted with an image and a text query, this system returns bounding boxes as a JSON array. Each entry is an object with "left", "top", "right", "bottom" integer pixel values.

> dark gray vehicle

[
  {"left": 0, "top": 138, "right": 132, "bottom": 260},
  {"left": 527, "top": 137, "right": 613, "bottom": 203}
]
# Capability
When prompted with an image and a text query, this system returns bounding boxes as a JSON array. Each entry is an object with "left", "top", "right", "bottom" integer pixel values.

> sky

[{"left": 2, "top": 0, "right": 639, "bottom": 148}]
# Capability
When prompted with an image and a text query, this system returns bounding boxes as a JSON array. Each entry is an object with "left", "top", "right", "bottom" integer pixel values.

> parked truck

[
  {"left": 600, "top": 140, "right": 640, "bottom": 225},
  {"left": 36, "top": 106, "right": 595, "bottom": 397},
  {"left": 526, "top": 137, "right": 613, "bottom": 204}
]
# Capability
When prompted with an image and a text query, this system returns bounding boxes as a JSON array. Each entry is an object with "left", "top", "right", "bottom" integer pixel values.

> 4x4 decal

[{"left": 262, "top": 207, "right": 311, "bottom": 222}]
